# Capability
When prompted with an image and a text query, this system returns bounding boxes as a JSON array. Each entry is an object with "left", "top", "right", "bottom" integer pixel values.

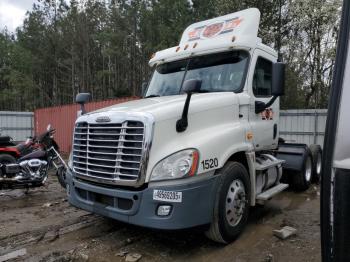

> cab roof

[{"left": 149, "top": 8, "right": 277, "bottom": 66}]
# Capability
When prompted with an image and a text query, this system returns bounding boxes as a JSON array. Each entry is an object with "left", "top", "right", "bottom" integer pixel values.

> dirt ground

[{"left": 0, "top": 175, "right": 321, "bottom": 262}]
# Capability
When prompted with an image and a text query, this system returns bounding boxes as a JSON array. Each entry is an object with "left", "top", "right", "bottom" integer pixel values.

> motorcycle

[
  {"left": 0, "top": 129, "right": 38, "bottom": 163},
  {"left": 0, "top": 124, "right": 68, "bottom": 190}
]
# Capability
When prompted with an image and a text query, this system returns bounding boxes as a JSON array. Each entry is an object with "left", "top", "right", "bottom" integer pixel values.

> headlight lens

[{"left": 150, "top": 149, "right": 199, "bottom": 181}]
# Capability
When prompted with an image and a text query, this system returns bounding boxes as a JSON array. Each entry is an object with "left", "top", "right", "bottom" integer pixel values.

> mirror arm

[
  {"left": 176, "top": 93, "right": 192, "bottom": 132},
  {"left": 75, "top": 93, "right": 91, "bottom": 115},
  {"left": 255, "top": 95, "right": 278, "bottom": 114},
  {"left": 80, "top": 103, "right": 86, "bottom": 115},
  {"left": 265, "top": 95, "right": 278, "bottom": 108}
]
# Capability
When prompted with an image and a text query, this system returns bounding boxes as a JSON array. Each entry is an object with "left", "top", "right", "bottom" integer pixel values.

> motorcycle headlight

[{"left": 150, "top": 149, "right": 199, "bottom": 182}]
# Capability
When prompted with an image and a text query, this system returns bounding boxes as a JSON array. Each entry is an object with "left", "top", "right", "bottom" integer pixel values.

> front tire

[
  {"left": 205, "top": 162, "right": 250, "bottom": 244},
  {"left": 56, "top": 166, "right": 67, "bottom": 189}
]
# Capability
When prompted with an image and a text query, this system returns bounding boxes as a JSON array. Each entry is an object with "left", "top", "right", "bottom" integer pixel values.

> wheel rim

[
  {"left": 225, "top": 179, "right": 246, "bottom": 227},
  {"left": 305, "top": 156, "right": 312, "bottom": 182},
  {"left": 316, "top": 152, "right": 322, "bottom": 175}
]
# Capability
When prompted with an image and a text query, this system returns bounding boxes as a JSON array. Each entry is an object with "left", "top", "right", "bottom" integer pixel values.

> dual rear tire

[
  {"left": 291, "top": 144, "right": 322, "bottom": 191},
  {"left": 309, "top": 144, "right": 322, "bottom": 183}
]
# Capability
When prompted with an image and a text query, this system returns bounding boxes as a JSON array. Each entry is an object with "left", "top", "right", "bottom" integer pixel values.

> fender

[
  {"left": 222, "top": 149, "right": 256, "bottom": 206},
  {"left": 275, "top": 143, "right": 309, "bottom": 172},
  {"left": 0, "top": 147, "right": 20, "bottom": 157}
]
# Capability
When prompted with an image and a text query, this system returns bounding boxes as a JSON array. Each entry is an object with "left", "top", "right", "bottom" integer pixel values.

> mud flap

[{"left": 275, "top": 143, "right": 309, "bottom": 178}]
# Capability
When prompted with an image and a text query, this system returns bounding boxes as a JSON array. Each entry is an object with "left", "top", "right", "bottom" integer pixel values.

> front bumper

[{"left": 67, "top": 172, "right": 219, "bottom": 230}]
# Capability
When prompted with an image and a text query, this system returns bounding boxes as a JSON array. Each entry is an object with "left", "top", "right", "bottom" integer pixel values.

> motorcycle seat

[{"left": 0, "top": 136, "right": 16, "bottom": 146}]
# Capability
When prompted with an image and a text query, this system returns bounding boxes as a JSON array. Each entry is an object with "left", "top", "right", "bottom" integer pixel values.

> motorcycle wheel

[
  {"left": 0, "top": 154, "right": 16, "bottom": 164},
  {"left": 56, "top": 166, "right": 67, "bottom": 189}
]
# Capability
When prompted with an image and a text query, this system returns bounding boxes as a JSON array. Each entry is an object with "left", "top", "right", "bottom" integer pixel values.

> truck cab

[{"left": 66, "top": 8, "right": 322, "bottom": 243}]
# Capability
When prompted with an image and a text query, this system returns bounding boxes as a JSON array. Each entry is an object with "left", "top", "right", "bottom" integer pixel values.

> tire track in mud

[
  {"left": 0, "top": 214, "right": 101, "bottom": 255},
  {"left": 0, "top": 212, "right": 148, "bottom": 261}
]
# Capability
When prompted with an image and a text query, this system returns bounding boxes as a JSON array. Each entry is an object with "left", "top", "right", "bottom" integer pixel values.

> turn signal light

[{"left": 189, "top": 150, "right": 199, "bottom": 176}]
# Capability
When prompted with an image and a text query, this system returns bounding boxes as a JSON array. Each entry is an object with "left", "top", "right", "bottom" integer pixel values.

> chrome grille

[{"left": 72, "top": 121, "right": 145, "bottom": 184}]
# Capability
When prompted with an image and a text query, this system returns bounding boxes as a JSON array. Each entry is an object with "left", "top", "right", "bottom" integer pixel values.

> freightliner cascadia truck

[{"left": 66, "top": 8, "right": 323, "bottom": 243}]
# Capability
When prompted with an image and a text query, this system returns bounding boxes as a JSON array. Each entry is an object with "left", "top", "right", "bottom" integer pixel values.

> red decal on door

[{"left": 261, "top": 108, "right": 274, "bottom": 120}]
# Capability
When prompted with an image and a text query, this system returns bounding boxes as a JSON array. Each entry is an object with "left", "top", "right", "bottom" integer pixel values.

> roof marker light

[
  {"left": 184, "top": 44, "right": 189, "bottom": 50},
  {"left": 175, "top": 46, "right": 180, "bottom": 52},
  {"left": 193, "top": 42, "right": 198, "bottom": 48},
  {"left": 232, "top": 36, "right": 236, "bottom": 42}
]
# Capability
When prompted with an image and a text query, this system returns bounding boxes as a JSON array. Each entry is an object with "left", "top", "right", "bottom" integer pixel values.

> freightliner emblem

[{"left": 95, "top": 116, "right": 111, "bottom": 123}]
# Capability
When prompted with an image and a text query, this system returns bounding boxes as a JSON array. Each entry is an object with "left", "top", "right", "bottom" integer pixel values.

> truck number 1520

[{"left": 201, "top": 158, "right": 219, "bottom": 170}]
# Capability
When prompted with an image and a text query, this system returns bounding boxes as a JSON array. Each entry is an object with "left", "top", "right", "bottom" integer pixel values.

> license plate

[{"left": 153, "top": 190, "right": 182, "bottom": 203}]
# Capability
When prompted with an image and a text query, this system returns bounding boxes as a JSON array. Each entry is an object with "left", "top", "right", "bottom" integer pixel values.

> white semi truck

[{"left": 66, "top": 8, "right": 322, "bottom": 243}]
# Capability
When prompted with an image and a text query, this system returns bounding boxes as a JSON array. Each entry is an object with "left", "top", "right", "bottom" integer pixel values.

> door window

[{"left": 253, "top": 57, "right": 272, "bottom": 97}]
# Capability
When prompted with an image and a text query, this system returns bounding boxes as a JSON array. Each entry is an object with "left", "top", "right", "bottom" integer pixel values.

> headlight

[{"left": 150, "top": 149, "right": 199, "bottom": 182}]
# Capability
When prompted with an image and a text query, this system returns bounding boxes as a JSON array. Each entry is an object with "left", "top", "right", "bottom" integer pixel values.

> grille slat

[
  {"left": 72, "top": 120, "right": 144, "bottom": 184},
  {"left": 87, "top": 126, "right": 143, "bottom": 130}
]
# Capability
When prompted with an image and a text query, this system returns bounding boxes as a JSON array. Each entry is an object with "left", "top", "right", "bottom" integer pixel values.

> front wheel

[
  {"left": 56, "top": 166, "right": 67, "bottom": 189},
  {"left": 205, "top": 162, "right": 250, "bottom": 244}
]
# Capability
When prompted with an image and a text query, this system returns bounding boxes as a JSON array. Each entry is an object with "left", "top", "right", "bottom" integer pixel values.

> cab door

[{"left": 248, "top": 49, "right": 279, "bottom": 151}]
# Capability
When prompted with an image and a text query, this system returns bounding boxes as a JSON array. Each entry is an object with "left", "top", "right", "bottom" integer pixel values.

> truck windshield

[{"left": 145, "top": 50, "right": 249, "bottom": 97}]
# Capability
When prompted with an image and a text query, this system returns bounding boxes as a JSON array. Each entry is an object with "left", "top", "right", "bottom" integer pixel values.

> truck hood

[{"left": 90, "top": 92, "right": 245, "bottom": 122}]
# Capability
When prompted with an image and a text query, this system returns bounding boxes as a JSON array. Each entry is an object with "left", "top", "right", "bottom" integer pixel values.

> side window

[{"left": 253, "top": 57, "right": 272, "bottom": 97}]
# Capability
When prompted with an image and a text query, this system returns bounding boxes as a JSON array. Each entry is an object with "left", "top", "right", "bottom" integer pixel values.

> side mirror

[
  {"left": 141, "top": 82, "right": 148, "bottom": 97},
  {"left": 176, "top": 79, "right": 202, "bottom": 132},
  {"left": 75, "top": 93, "right": 91, "bottom": 115},
  {"left": 255, "top": 62, "right": 285, "bottom": 114},
  {"left": 76, "top": 93, "right": 91, "bottom": 104},
  {"left": 272, "top": 62, "right": 285, "bottom": 96},
  {"left": 182, "top": 79, "right": 202, "bottom": 94}
]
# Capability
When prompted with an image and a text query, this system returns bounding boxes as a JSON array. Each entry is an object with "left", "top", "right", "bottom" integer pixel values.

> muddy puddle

[{"left": 0, "top": 176, "right": 321, "bottom": 262}]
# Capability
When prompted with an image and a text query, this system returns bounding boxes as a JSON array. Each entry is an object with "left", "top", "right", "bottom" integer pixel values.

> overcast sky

[{"left": 0, "top": 0, "right": 34, "bottom": 32}]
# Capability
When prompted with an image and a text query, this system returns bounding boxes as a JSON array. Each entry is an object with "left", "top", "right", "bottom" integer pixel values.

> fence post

[
  {"left": 30, "top": 114, "right": 34, "bottom": 137},
  {"left": 314, "top": 110, "right": 318, "bottom": 144}
]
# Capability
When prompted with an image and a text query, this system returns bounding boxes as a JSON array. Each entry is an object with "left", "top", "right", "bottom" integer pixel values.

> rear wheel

[
  {"left": 0, "top": 154, "right": 16, "bottom": 164},
  {"left": 291, "top": 149, "right": 312, "bottom": 191},
  {"left": 205, "top": 162, "right": 250, "bottom": 244},
  {"left": 309, "top": 144, "right": 322, "bottom": 183}
]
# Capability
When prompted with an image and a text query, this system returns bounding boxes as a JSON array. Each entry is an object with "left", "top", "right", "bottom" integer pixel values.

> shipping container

[{"left": 34, "top": 97, "right": 138, "bottom": 153}]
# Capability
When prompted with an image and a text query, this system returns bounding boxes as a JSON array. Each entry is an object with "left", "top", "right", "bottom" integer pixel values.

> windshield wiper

[
  {"left": 144, "top": 95, "right": 160, "bottom": 98},
  {"left": 197, "top": 89, "right": 230, "bottom": 93}
]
